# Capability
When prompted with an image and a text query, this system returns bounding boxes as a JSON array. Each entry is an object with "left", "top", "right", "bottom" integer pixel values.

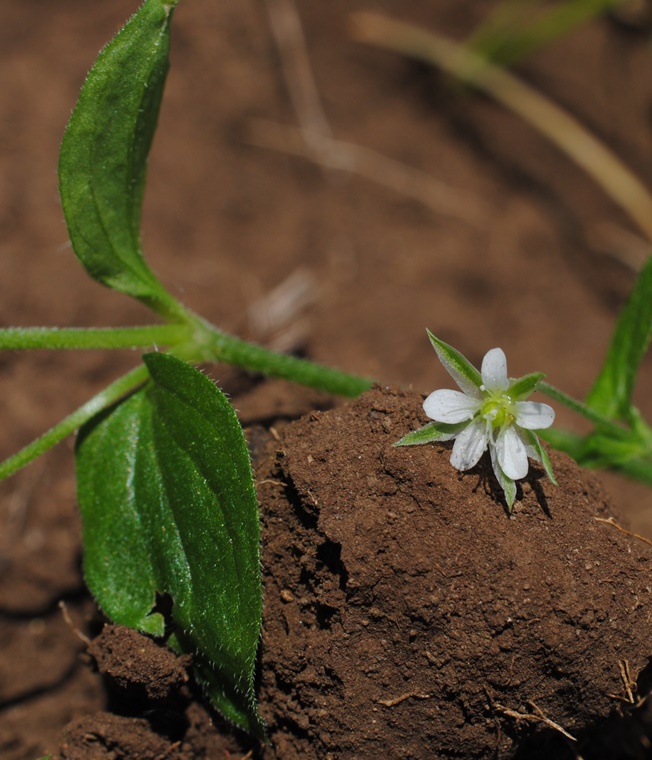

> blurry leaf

[
  {"left": 76, "top": 353, "right": 263, "bottom": 736},
  {"left": 468, "top": 0, "right": 626, "bottom": 68},
  {"left": 520, "top": 428, "right": 557, "bottom": 484},
  {"left": 59, "top": 0, "right": 183, "bottom": 319},
  {"left": 539, "top": 427, "right": 588, "bottom": 462},
  {"left": 586, "top": 256, "right": 652, "bottom": 422},
  {"left": 541, "top": 425, "right": 643, "bottom": 470}
]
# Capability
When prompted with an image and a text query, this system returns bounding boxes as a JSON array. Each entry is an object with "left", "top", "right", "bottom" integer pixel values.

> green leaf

[
  {"left": 394, "top": 420, "right": 467, "bottom": 447},
  {"left": 585, "top": 256, "right": 652, "bottom": 423},
  {"left": 76, "top": 353, "right": 263, "bottom": 736},
  {"left": 59, "top": 0, "right": 184, "bottom": 320},
  {"left": 489, "top": 445, "right": 516, "bottom": 512},
  {"left": 520, "top": 428, "right": 557, "bottom": 485},
  {"left": 540, "top": 425, "right": 643, "bottom": 471},
  {"left": 508, "top": 371, "right": 544, "bottom": 400},
  {"left": 427, "top": 329, "right": 482, "bottom": 397},
  {"left": 539, "top": 427, "right": 586, "bottom": 462}
]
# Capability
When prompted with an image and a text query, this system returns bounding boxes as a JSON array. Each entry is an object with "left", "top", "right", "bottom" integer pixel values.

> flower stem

[
  {"left": 538, "top": 381, "right": 625, "bottom": 433},
  {"left": 0, "top": 364, "right": 149, "bottom": 480},
  {"left": 0, "top": 324, "right": 190, "bottom": 351}
]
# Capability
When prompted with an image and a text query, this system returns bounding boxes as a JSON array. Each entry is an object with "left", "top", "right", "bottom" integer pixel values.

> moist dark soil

[{"left": 2, "top": 0, "right": 652, "bottom": 758}]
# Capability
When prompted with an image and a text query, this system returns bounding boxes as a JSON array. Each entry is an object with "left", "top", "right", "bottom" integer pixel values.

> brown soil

[
  {"left": 2, "top": 0, "right": 652, "bottom": 758},
  {"left": 259, "top": 387, "right": 652, "bottom": 758}
]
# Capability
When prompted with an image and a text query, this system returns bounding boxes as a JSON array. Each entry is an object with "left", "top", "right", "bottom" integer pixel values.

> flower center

[{"left": 480, "top": 393, "right": 515, "bottom": 430}]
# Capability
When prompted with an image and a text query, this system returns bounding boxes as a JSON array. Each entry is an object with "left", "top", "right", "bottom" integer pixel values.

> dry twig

[
  {"left": 377, "top": 691, "right": 432, "bottom": 707},
  {"left": 492, "top": 699, "right": 577, "bottom": 742},
  {"left": 246, "top": 119, "right": 490, "bottom": 226},
  {"left": 247, "top": 268, "right": 317, "bottom": 353},
  {"left": 595, "top": 516, "right": 652, "bottom": 548},
  {"left": 59, "top": 600, "right": 91, "bottom": 647},
  {"left": 263, "top": 0, "right": 331, "bottom": 146},
  {"left": 619, "top": 659, "right": 637, "bottom": 704},
  {"left": 350, "top": 11, "right": 652, "bottom": 252},
  {"left": 258, "top": 0, "right": 489, "bottom": 225}
]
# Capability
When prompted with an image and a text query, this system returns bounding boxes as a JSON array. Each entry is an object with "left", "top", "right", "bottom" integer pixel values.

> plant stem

[
  {"left": 0, "top": 324, "right": 190, "bottom": 351},
  {"left": 182, "top": 317, "right": 374, "bottom": 397},
  {"left": 0, "top": 364, "right": 149, "bottom": 480},
  {"left": 0, "top": 312, "right": 373, "bottom": 481},
  {"left": 538, "top": 381, "right": 626, "bottom": 433}
]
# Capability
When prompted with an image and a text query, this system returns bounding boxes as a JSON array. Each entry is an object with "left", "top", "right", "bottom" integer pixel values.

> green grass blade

[{"left": 468, "top": 0, "right": 625, "bottom": 68}]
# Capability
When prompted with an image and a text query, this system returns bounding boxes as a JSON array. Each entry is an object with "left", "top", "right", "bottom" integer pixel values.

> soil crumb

[{"left": 87, "top": 624, "right": 189, "bottom": 703}]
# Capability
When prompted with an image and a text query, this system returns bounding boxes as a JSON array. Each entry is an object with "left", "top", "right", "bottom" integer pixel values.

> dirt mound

[
  {"left": 257, "top": 386, "right": 652, "bottom": 758},
  {"left": 54, "top": 386, "right": 652, "bottom": 759}
]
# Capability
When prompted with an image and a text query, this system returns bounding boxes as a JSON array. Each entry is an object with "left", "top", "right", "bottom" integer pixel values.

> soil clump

[{"left": 53, "top": 387, "right": 652, "bottom": 759}]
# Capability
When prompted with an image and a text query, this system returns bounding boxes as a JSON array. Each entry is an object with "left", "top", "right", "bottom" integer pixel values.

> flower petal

[
  {"left": 450, "top": 418, "right": 489, "bottom": 471},
  {"left": 481, "top": 348, "right": 509, "bottom": 392},
  {"left": 514, "top": 401, "right": 555, "bottom": 430},
  {"left": 423, "top": 389, "right": 481, "bottom": 424},
  {"left": 495, "top": 424, "right": 529, "bottom": 480}
]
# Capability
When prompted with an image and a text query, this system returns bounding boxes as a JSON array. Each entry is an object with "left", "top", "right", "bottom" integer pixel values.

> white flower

[{"left": 396, "top": 332, "right": 557, "bottom": 511}]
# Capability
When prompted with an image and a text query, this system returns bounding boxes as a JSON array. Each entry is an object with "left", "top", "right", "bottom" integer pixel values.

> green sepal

[
  {"left": 59, "top": 0, "right": 184, "bottom": 320},
  {"left": 426, "top": 329, "right": 482, "bottom": 397},
  {"left": 489, "top": 445, "right": 516, "bottom": 512},
  {"left": 520, "top": 428, "right": 557, "bottom": 485},
  {"left": 76, "top": 353, "right": 264, "bottom": 736},
  {"left": 508, "top": 371, "right": 545, "bottom": 400},
  {"left": 586, "top": 256, "right": 652, "bottom": 423},
  {"left": 394, "top": 420, "right": 467, "bottom": 447}
]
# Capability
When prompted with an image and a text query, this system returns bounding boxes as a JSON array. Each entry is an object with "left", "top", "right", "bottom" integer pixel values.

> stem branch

[
  {"left": 184, "top": 320, "right": 374, "bottom": 397},
  {"left": 0, "top": 364, "right": 149, "bottom": 480},
  {"left": 538, "top": 381, "right": 625, "bottom": 433},
  {"left": 0, "top": 324, "right": 190, "bottom": 351}
]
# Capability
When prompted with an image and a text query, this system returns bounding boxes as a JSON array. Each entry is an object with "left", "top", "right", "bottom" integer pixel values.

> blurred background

[{"left": 4, "top": 1, "right": 652, "bottom": 755}]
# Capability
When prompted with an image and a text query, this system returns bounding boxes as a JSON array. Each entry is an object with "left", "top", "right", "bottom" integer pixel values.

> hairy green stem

[
  {"left": 0, "top": 364, "right": 149, "bottom": 480},
  {"left": 538, "top": 381, "right": 626, "bottom": 433},
  {"left": 0, "top": 314, "right": 373, "bottom": 481},
  {"left": 181, "top": 319, "right": 374, "bottom": 398},
  {"left": 0, "top": 324, "right": 190, "bottom": 351}
]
